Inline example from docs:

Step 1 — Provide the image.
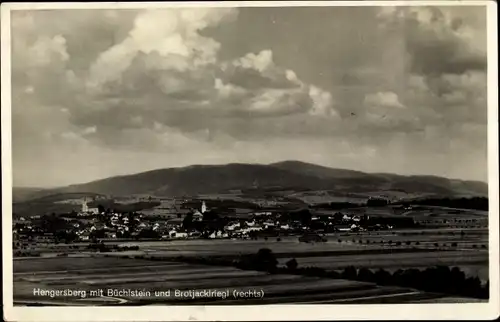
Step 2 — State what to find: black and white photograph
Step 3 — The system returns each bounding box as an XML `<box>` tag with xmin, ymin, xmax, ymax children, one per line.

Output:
<box><xmin>2</xmin><ymin>1</ymin><xmax>499</xmax><ymax>320</ymax></box>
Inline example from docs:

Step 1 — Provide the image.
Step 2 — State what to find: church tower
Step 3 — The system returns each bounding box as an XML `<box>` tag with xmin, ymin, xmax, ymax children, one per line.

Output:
<box><xmin>82</xmin><ymin>198</ymin><xmax>89</xmax><ymax>213</ymax></box>
<box><xmin>201</xmin><ymin>201</ymin><xmax>207</xmax><ymax>214</ymax></box>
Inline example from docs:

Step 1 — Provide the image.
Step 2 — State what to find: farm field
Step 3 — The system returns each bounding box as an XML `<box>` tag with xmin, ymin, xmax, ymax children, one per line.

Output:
<box><xmin>13</xmin><ymin>256</ymin><xmax>479</xmax><ymax>306</ymax></box>
<box><xmin>98</xmin><ymin>225</ymin><xmax>488</xmax><ymax>258</ymax></box>
<box><xmin>20</xmin><ymin>226</ymin><xmax>487</xmax><ymax>257</ymax></box>
<box><xmin>132</xmin><ymin>238</ymin><xmax>373</xmax><ymax>255</ymax></box>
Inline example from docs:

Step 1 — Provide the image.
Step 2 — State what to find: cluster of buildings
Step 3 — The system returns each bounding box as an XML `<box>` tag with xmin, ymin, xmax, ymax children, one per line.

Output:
<box><xmin>13</xmin><ymin>198</ymin><xmax>400</xmax><ymax>250</ymax></box>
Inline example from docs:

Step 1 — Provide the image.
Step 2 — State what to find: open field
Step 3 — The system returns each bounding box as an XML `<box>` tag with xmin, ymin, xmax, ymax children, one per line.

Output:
<box><xmin>121</xmin><ymin>238</ymin><xmax>373</xmax><ymax>255</ymax></box>
<box><xmin>16</xmin><ymin>226</ymin><xmax>488</xmax><ymax>258</ymax></box>
<box><xmin>13</xmin><ymin>256</ymin><xmax>480</xmax><ymax>306</ymax></box>
<box><xmin>88</xmin><ymin>224</ymin><xmax>487</xmax><ymax>255</ymax></box>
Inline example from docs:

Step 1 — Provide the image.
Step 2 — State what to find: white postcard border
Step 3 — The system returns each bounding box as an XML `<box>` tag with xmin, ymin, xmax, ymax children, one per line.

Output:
<box><xmin>2</xmin><ymin>1</ymin><xmax>499</xmax><ymax>321</ymax></box>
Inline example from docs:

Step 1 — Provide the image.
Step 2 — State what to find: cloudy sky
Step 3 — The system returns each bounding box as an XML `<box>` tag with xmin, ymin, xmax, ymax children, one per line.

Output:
<box><xmin>11</xmin><ymin>5</ymin><xmax>488</xmax><ymax>187</ymax></box>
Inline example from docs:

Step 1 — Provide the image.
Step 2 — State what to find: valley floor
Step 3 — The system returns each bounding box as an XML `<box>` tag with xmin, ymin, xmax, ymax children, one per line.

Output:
<box><xmin>13</xmin><ymin>227</ymin><xmax>489</xmax><ymax>306</ymax></box>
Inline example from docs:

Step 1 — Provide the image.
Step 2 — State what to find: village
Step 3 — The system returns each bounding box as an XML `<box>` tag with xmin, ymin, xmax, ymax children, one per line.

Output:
<box><xmin>12</xmin><ymin>198</ymin><xmax>402</xmax><ymax>250</ymax></box>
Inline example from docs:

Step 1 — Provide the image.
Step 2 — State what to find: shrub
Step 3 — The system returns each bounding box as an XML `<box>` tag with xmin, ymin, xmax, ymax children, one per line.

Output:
<box><xmin>342</xmin><ymin>266</ymin><xmax>358</xmax><ymax>280</ymax></box>
<box><xmin>254</xmin><ymin>248</ymin><xmax>278</xmax><ymax>272</ymax></box>
<box><xmin>373</xmin><ymin>268</ymin><xmax>391</xmax><ymax>285</ymax></box>
<box><xmin>285</xmin><ymin>258</ymin><xmax>298</xmax><ymax>270</ymax></box>
<box><xmin>327</xmin><ymin>271</ymin><xmax>341</xmax><ymax>278</ymax></box>
<box><xmin>358</xmin><ymin>268</ymin><xmax>375</xmax><ymax>282</ymax></box>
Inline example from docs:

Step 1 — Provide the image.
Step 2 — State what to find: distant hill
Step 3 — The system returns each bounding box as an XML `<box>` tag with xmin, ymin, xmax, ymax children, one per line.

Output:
<box><xmin>12</xmin><ymin>187</ymin><xmax>53</xmax><ymax>203</ymax></box>
<box><xmin>13</xmin><ymin>161</ymin><xmax>488</xmax><ymax>203</ymax></box>
<box><xmin>270</xmin><ymin>161</ymin><xmax>369</xmax><ymax>179</ymax></box>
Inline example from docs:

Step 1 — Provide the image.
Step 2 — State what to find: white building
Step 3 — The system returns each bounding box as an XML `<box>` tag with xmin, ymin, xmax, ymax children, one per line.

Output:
<box><xmin>193</xmin><ymin>210</ymin><xmax>203</xmax><ymax>222</ymax></box>
<box><xmin>81</xmin><ymin>199</ymin><xmax>99</xmax><ymax>215</ymax></box>
<box><xmin>225</xmin><ymin>222</ymin><xmax>240</xmax><ymax>231</ymax></box>
<box><xmin>254</xmin><ymin>212</ymin><xmax>272</xmax><ymax>216</ymax></box>
<box><xmin>173</xmin><ymin>232</ymin><xmax>188</xmax><ymax>239</ymax></box>
<box><xmin>280</xmin><ymin>224</ymin><xmax>290</xmax><ymax>230</ymax></box>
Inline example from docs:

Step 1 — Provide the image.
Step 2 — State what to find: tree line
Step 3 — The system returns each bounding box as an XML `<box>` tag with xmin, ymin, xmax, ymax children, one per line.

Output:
<box><xmin>394</xmin><ymin>197</ymin><xmax>488</xmax><ymax>211</ymax></box>
<box><xmin>166</xmin><ymin>248</ymin><xmax>488</xmax><ymax>300</ymax></box>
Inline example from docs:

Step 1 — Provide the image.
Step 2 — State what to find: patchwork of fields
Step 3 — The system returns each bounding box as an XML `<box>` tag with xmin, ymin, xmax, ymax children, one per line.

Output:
<box><xmin>13</xmin><ymin>227</ymin><xmax>489</xmax><ymax>306</ymax></box>
<box><xmin>13</xmin><ymin>256</ymin><xmax>474</xmax><ymax>306</ymax></box>
<box><xmin>12</xmin><ymin>205</ymin><xmax>489</xmax><ymax>305</ymax></box>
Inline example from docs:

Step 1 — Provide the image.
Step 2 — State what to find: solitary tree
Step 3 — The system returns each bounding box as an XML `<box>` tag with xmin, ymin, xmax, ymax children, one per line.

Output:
<box><xmin>342</xmin><ymin>266</ymin><xmax>358</xmax><ymax>280</ymax></box>
<box><xmin>285</xmin><ymin>258</ymin><xmax>298</xmax><ymax>270</ymax></box>
<box><xmin>182</xmin><ymin>212</ymin><xmax>194</xmax><ymax>231</ymax></box>
<box><xmin>255</xmin><ymin>248</ymin><xmax>278</xmax><ymax>271</ymax></box>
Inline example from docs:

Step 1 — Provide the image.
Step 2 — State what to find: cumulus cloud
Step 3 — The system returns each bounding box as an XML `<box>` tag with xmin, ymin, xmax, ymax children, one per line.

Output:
<box><xmin>361</xmin><ymin>91</ymin><xmax>427</xmax><ymax>133</ymax></box>
<box><xmin>378</xmin><ymin>6</ymin><xmax>486</xmax><ymax>76</ymax></box>
<box><xmin>233</xmin><ymin>49</ymin><xmax>274</xmax><ymax>73</ymax></box>
<box><xmin>10</xmin><ymin>6</ymin><xmax>343</xmax><ymax>177</ymax></box>
<box><xmin>309</xmin><ymin>86</ymin><xmax>337</xmax><ymax>117</ymax></box>
<box><xmin>27</xmin><ymin>35</ymin><xmax>69</xmax><ymax>67</ymax></box>
<box><xmin>376</xmin><ymin>6</ymin><xmax>487</xmax><ymax>129</ymax></box>
<box><xmin>87</xmin><ymin>8</ymin><xmax>237</xmax><ymax>87</ymax></box>
<box><xmin>364</xmin><ymin>91</ymin><xmax>405</xmax><ymax>109</ymax></box>
<box><xmin>10</xmin><ymin>6</ymin><xmax>488</xmax><ymax>186</ymax></box>
<box><xmin>69</xmin><ymin>8</ymin><xmax>338</xmax><ymax>137</ymax></box>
